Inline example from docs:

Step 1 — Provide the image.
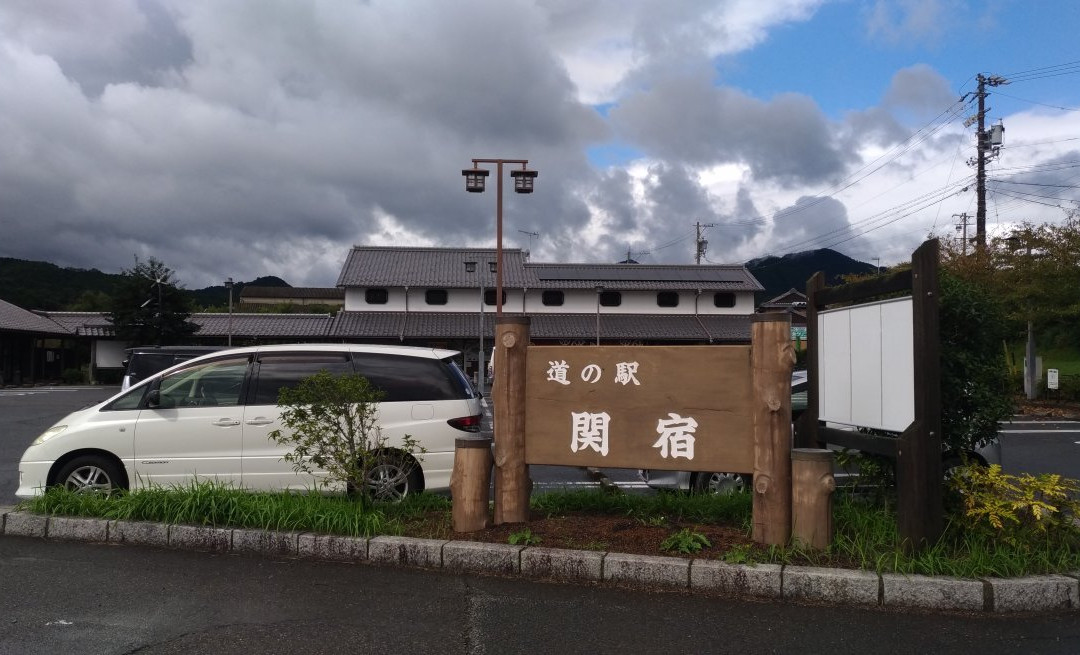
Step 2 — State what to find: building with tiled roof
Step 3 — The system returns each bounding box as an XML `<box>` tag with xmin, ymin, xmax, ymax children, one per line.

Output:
<box><xmin>334</xmin><ymin>245</ymin><xmax>764</xmax><ymax>381</ymax></box>
<box><xmin>0</xmin><ymin>245</ymin><xmax>766</xmax><ymax>385</ymax></box>
<box><xmin>239</xmin><ymin>286</ymin><xmax>344</xmax><ymax>307</ymax></box>
<box><xmin>0</xmin><ymin>298</ymin><xmax>71</xmax><ymax>385</ymax></box>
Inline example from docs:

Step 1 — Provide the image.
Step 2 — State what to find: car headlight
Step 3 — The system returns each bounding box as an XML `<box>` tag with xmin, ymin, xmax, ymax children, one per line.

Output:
<box><xmin>32</xmin><ymin>425</ymin><xmax>67</xmax><ymax>446</ymax></box>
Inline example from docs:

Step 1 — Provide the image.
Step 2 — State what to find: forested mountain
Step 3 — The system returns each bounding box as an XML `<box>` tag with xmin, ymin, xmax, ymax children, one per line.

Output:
<box><xmin>744</xmin><ymin>249</ymin><xmax>877</xmax><ymax>301</ymax></box>
<box><xmin>2</xmin><ymin>250</ymin><xmax>874</xmax><ymax>312</ymax></box>
<box><xmin>0</xmin><ymin>257</ymin><xmax>290</xmax><ymax>311</ymax></box>
<box><xmin>0</xmin><ymin>258</ymin><xmax>121</xmax><ymax>310</ymax></box>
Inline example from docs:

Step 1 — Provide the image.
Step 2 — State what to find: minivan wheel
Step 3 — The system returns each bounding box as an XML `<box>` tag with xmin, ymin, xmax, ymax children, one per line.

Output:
<box><xmin>365</xmin><ymin>454</ymin><xmax>422</xmax><ymax>502</ymax></box>
<box><xmin>691</xmin><ymin>471</ymin><xmax>749</xmax><ymax>495</ymax></box>
<box><xmin>55</xmin><ymin>455</ymin><xmax>125</xmax><ymax>496</ymax></box>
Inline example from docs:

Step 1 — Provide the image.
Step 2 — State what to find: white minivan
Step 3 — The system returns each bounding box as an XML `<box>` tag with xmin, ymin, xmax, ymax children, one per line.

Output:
<box><xmin>17</xmin><ymin>344</ymin><xmax>482</xmax><ymax>500</ymax></box>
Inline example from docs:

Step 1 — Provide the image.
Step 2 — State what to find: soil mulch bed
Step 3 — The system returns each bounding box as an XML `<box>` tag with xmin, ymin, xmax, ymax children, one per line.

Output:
<box><xmin>1018</xmin><ymin>400</ymin><xmax>1080</xmax><ymax>420</ymax></box>
<box><xmin>398</xmin><ymin>510</ymin><xmax>862</xmax><ymax>568</ymax></box>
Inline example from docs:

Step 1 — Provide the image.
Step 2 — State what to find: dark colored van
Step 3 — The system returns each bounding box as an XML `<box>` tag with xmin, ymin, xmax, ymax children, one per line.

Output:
<box><xmin>121</xmin><ymin>346</ymin><xmax>231</xmax><ymax>390</ymax></box>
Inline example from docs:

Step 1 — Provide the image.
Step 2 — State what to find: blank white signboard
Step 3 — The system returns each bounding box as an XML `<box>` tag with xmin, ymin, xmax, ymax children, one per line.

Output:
<box><xmin>817</xmin><ymin>296</ymin><xmax>914</xmax><ymax>432</ymax></box>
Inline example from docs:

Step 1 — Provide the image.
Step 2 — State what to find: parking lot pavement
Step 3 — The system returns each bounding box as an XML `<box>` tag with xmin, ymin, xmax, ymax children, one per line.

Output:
<box><xmin>0</xmin><ymin>386</ymin><xmax>118</xmax><ymax>504</ymax></box>
<box><xmin>995</xmin><ymin>415</ymin><xmax>1080</xmax><ymax>479</ymax></box>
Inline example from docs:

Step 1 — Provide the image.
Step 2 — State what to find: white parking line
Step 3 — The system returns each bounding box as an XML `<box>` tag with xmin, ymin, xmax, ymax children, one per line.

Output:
<box><xmin>1000</xmin><ymin>429</ymin><xmax>1080</xmax><ymax>434</ymax></box>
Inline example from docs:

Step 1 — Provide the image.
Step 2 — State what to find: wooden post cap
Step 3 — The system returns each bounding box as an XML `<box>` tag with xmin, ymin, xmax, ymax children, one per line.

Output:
<box><xmin>751</xmin><ymin>312</ymin><xmax>791</xmax><ymax>323</ymax></box>
<box><xmin>791</xmin><ymin>448</ymin><xmax>834</xmax><ymax>462</ymax></box>
<box><xmin>456</xmin><ymin>436</ymin><xmax>494</xmax><ymax>449</ymax></box>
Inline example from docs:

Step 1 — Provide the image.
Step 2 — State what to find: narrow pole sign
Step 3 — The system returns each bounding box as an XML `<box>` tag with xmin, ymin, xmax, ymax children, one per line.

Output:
<box><xmin>524</xmin><ymin>346</ymin><xmax>754</xmax><ymax>473</ymax></box>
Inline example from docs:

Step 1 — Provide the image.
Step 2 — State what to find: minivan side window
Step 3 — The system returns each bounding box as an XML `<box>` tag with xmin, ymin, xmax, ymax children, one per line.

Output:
<box><xmin>352</xmin><ymin>353</ymin><xmax>467</xmax><ymax>402</ymax></box>
<box><xmin>155</xmin><ymin>357</ymin><xmax>251</xmax><ymax>408</ymax></box>
<box><xmin>104</xmin><ymin>384</ymin><xmax>148</xmax><ymax>411</ymax></box>
<box><xmin>251</xmin><ymin>353</ymin><xmax>353</xmax><ymax>405</ymax></box>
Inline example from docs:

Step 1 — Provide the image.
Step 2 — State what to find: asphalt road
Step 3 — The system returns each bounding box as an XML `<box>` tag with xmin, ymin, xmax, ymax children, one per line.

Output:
<box><xmin>3</xmin><ymin>537</ymin><xmax>1079</xmax><ymax>655</ymax></box>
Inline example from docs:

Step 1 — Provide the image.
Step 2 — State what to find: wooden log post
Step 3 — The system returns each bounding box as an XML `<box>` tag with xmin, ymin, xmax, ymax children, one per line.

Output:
<box><xmin>752</xmin><ymin>313</ymin><xmax>796</xmax><ymax>546</ymax></box>
<box><xmin>493</xmin><ymin>316</ymin><xmax>531</xmax><ymax>524</ymax></box>
<box><xmin>899</xmin><ymin>238</ymin><xmax>943</xmax><ymax>548</ymax></box>
<box><xmin>794</xmin><ymin>272</ymin><xmax>825</xmax><ymax>449</ymax></box>
<box><xmin>450</xmin><ymin>436</ymin><xmax>493</xmax><ymax>532</ymax></box>
<box><xmin>791</xmin><ymin>448</ymin><xmax>835</xmax><ymax>549</ymax></box>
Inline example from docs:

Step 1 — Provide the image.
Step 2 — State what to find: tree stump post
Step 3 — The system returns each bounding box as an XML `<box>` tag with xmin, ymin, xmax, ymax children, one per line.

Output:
<box><xmin>493</xmin><ymin>316</ymin><xmax>531</xmax><ymax>524</ymax></box>
<box><xmin>791</xmin><ymin>448</ymin><xmax>835</xmax><ymax>549</ymax></box>
<box><xmin>752</xmin><ymin>313</ymin><xmax>796</xmax><ymax>546</ymax></box>
<box><xmin>450</xmin><ymin>436</ymin><xmax>493</xmax><ymax>532</ymax></box>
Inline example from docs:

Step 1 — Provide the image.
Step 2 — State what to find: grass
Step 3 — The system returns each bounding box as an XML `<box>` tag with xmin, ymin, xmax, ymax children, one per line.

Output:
<box><xmin>21</xmin><ymin>482</ymin><xmax>1080</xmax><ymax>579</ymax></box>
<box><xmin>22</xmin><ymin>480</ymin><xmax>451</xmax><ymax>538</ymax></box>
<box><xmin>1007</xmin><ymin>344</ymin><xmax>1080</xmax><ymax>376</ymax></box>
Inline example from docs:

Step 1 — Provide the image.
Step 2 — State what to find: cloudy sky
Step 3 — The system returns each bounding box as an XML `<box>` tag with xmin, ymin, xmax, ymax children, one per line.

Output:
<box><xmin>2</xmin><ymin>0</ymin><xmax>1079</xmax><ymax>288</ymax></box>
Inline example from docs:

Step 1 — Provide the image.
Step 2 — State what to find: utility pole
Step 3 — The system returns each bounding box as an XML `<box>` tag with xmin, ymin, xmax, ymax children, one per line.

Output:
<box><xmin>953</xmin><ymin>212</ymin><xmax>974</xmax><ymax>256</ymax></box>
<box><xmin>969</xmin><ymin>73</ymin><xmax>1007</xmax><ymax>251</ymax></box>
<box><xmin>695</xmin><ymin>222</ymin><xmax>717</xmax><ymax>265</ymax></box>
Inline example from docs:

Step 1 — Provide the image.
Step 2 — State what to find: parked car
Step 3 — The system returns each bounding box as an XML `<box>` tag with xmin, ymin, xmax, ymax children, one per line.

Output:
<box><xmin>18</xmin><ymin>344</ymin><xmax>482</xmax><ymax>500</ymax></box>
<box><xmin>121</xmin><ymin>345</ymin><xmax>231</xmax><ymax>390</ymax></box>
<box><xmin>638</xmin><ymin>370</ymin><xmax>808</xmax><ymax>494</ymax></box>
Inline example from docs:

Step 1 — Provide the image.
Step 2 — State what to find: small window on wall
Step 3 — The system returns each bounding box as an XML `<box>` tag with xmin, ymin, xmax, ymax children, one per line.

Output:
<box><xmin>714</xmin><ymin>292</ymin><xmax>736</xmax><ymax>308</ymax></box>
<box><xmin>425</xmin><ymin>289</ymin><xmax>448</xmax><ymax>305</ymax></box>
<box><xmin>483</xmin><ymin>289</ymin><xmax>506</xmax><ymax>306</ymax></box>
<box><xmin>656</xmin><ymin>291</ymin><xmax>679</xmax><ymax>308</ymax></box>
<box><xmin>365</xmin><ymin>288</ymin><xmax>388</xmax><ymax>304</ymax></box>
<box><xmin>542</xmin><ymin>290</ymin><xmax>564</xmax><ymax>306</ymax></box>
<box><xmin>599</xmin><ymin>291</ymin><xmax>622</xmax><ymax>307</ymax></box>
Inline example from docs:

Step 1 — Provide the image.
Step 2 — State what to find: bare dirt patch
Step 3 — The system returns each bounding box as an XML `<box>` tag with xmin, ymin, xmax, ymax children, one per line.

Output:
<box><xmin>398</xmin><ymin>510</ymin><xmax>861</xmax><ymax>567</ymax></box>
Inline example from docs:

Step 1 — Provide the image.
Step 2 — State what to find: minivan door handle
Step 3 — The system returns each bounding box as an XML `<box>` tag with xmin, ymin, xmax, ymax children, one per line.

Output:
<box><xmin>244</xmin><ymin>417</ymin><xmax>274</xmax><ymax>426</ymax></box>
<box><xmin>211</xmin><ymin>418</ymin><xmax>241</xmax><ymax>427</ymax></box>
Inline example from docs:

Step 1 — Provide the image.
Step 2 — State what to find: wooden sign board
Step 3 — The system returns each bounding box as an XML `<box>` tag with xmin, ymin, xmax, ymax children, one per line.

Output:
<box><xmin>524</xmin><ymin>346</ymin><xmax>754</xmax><ymax>472</ymax></box>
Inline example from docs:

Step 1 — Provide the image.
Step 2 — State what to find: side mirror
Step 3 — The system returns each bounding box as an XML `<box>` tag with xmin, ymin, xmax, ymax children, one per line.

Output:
<box><xmin>146</xmin><ymin>390</ymin><xmax>161</xmax><ymax>408</ymax></box>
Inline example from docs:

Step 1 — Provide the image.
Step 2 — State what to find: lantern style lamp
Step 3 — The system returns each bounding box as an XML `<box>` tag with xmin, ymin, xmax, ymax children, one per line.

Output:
<box><xmin>462</xmin><ymin>168</ymin><xmax>489</xmax><ymax>193</ymax></box>
<box><xmin>510</xmin><ymin>168</ymin><xmax>538</xmax><ymax>193</ymax></box>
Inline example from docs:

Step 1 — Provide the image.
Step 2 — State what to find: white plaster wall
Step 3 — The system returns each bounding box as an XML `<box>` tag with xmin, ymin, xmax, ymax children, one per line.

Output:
<box><xmin>347</xmin><ymin>286</ymin><xmax>753</xmax><ymax>315</ymax></box>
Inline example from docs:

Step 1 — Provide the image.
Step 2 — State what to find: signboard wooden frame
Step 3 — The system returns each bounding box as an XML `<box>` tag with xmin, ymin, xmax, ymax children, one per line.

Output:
<box><xmin>795</xmin><ymin>239</ymin><xmax>942</xmax><ymax>548</ymax></box>
<box><xmin>524</xmin><ymin>346</ymin><xmax>754</xmax><ymax>472</ymax></box>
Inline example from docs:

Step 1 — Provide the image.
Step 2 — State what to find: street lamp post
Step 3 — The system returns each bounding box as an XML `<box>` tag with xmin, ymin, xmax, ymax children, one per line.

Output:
<box><xmin>225</xmin><ymin>277</ymin><xmax>234</xmax><ymax>347</ymax></box>
<box><xmin>461</xmin><ymin>159</ymin><xmax>538</xmax><ymax>317</ymax></box>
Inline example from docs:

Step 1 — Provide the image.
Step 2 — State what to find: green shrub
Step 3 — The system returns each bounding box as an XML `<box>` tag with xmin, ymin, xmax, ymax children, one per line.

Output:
<box><xmin>61</xmin><ymin>368</ymin><xmax>84</xmax><ymax>385</ymax></box>
<box><xmin>939</xmin><ymin>271</ymin><xmax>1015</xmax><ymax>452</ymax></box>
<box><xmin>660</xmin><ymin>528</ymin><xmax>711</xmax><ymax>554</ymax></box>
<box><xmin>947</xmin><ymin>464</ymin><xmax>1080</xmax><ymax>545</ymax></box>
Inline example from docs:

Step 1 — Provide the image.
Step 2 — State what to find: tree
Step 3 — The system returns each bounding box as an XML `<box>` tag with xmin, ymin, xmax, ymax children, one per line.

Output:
<box><xmin>107</xmin><ymin>258</ymin><xmax>198</xmax><ymax>345</ymax></box>
<box><xmin>940</xmin><ymin>216</ymin><xmax>1080</xmax><ymax>346</ymax></box>
<box><xmin>268</xmin><ymin>371</ymin><xmax>423</xmax><ymax>508</ymax></box>
<box><xmin>67</xmin><ymin>289</ymin><xmax>113</xmax><ymax>311</ymax></box>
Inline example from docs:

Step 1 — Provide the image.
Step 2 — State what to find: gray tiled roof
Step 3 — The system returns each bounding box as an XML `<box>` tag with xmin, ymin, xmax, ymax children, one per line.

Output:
<box><xmin>0</xmin><ymin>299</ymin><xmax>69</xmax><ymax>335</ymax></box>
<box><xmin>192</xmin><ymin>313</ymin><xmax>334</xmax><ymax>337</ymax></box>
<box><xmin>40</xmin><ymin>312</ymin><xmax>337</xmax><ymax>339</ymax></box>
<box><xmin>330</xmin><ymin>311</ymin><xmax>407</xmax><ymax>339</ymax></box>
<box><xmin>334</xmin><ymin>246</ymin><xmax>762</xmax><ymax>292</ymax></box>
<box><xmin>45</xmin><ymin>312</ymin><xmax>114</xmax><ymax>337</ymax></box>
<box><xmin>761</xmin><ymin>288</ymin><xmax>807</xmax><ymax>307</ymax></box>
<box><xmin>240</xmin><ymin>287</ymin><xmax>344</xmax><ymax>300</ymax></box>
<box><xmin>336</xmin><ymin>247</ymin><xmax>531</xmax><ymax>288</ymax></box>
<box><xmin>330</xmin><ymin>311</ymin><xmax>752</xmax><ymax>343</ymax></box>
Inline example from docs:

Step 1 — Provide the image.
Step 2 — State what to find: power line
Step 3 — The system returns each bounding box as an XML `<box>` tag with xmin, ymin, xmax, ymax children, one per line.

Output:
<box><xmin>992</xmin><ymin>90</ymin><xmax>1080</xmax><ymax>112</ymax></box>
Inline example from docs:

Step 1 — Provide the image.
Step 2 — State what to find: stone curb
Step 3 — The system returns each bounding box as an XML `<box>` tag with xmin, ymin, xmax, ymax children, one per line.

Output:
<box><xmin>2</xmin><ymin>507</ymin><xmax>1078</xmax><ymax>613</ymax></box>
